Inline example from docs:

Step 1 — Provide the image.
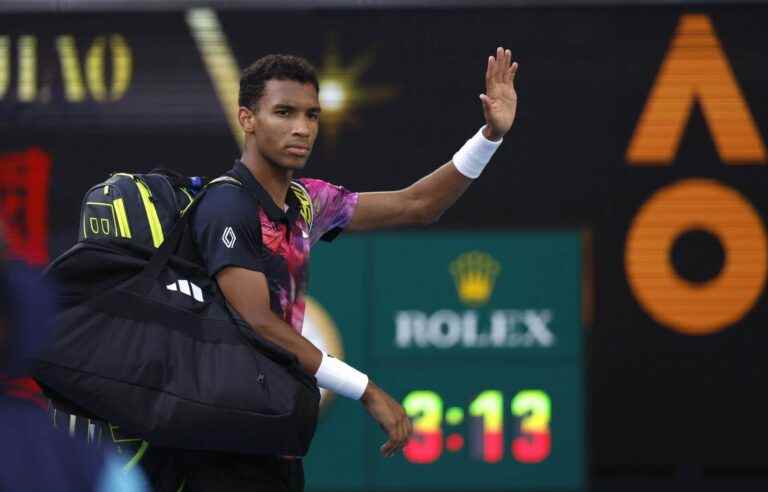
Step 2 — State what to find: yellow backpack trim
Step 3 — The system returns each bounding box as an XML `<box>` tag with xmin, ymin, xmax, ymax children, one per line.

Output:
<box><xmin>134</xmin><ymin>179</ymin><xmax>164</xmax><ymax>248</ymax></box>
<box><xmin>113</xmin><ymin>198</ymin><xmax>132</xmax><ymax>239</ymax></box>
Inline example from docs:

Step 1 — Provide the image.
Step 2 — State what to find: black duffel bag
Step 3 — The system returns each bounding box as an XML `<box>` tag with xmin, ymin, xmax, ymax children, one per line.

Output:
<box><xmin>34</xmin><ymin>188</ymin><xmax>320</xmax><ymax>456</ymax></box>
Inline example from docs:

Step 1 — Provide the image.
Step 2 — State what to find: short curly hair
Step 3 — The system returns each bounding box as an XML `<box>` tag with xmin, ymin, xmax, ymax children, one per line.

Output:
<box><xmin>238</xmin><ymin>54</ymin><xmax>319</xmax><ymax>109</ymax></box>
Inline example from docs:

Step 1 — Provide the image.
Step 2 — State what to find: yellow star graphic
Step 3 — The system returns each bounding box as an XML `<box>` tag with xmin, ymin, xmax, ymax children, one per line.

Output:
<box><xmin>187</xmin><ymin>11</ymin><xmax>396</xmax><ymax>151</ymax></box>
<box><xmin>316</xmin><ymin>37</ymin><xmax>397</xmax><ymax>149</ymax></box>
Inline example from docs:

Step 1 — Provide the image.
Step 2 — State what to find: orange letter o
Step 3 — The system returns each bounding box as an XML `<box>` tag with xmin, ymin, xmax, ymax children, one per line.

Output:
<box><xmin>625</xmin><ymin>178</ymin><xmax>767</xmax><ymax>335</ymax></box>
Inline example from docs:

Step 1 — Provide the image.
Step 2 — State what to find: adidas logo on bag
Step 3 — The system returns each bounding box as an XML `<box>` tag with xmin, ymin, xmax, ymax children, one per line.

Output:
<box><xmin>166</xmin><ymin>279</ymin><xmax>204</xmax><ymax>303</ymax></box>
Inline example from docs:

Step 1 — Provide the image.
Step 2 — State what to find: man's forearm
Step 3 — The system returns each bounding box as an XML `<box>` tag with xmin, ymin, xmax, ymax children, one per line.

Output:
<box><xmin>243</xmin><ymin>309</ymin><xmax>323</xmax><ymax>375</ymax></box>
<box><xmin>403</xmin><ymin>161</ymin><xmax>473</xmax><ymax>225</ymax></box>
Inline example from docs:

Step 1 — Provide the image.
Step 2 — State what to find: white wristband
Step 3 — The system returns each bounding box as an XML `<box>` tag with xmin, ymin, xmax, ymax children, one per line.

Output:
<box><xmin>452</xmin><ymin>126</ymin><xmax>503</xmax><ymax>179</ymax></box>
<box><xmin>315</xmin><ymin>352</ymin><xmax>369</xmax><ymax>400</ymax></box>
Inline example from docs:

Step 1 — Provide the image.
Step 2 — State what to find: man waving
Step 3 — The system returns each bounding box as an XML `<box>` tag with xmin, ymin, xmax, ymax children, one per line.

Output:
<box><xmin>180</xmin><ymin>47</ymin><xmax>518</xmax><ymax>491</ymax></box>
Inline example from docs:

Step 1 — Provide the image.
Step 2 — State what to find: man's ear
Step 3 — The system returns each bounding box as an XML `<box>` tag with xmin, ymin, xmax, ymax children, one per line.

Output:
<box><xmin>238</xmin><ymin>107</ymin><xmax>256</xmax><ymax>133</ymax></box>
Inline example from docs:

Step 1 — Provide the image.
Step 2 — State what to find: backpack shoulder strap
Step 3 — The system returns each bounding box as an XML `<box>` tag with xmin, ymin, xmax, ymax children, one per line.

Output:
<box><xmin>179</xmin><ymin>175</ymin><xmax>243</xmax><ymax>217</ymax></box>
<box><xmin>208</xmin><ymin>176</ymin><xmax>242</xmax><ymax>187</ymax></box>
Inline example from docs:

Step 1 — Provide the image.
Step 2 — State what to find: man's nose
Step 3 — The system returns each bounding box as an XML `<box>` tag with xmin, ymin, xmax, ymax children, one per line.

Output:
<box><xmin>292</xmin><ymin>118</ymin><xmax>311</xmax><ymax>137</ymax></box>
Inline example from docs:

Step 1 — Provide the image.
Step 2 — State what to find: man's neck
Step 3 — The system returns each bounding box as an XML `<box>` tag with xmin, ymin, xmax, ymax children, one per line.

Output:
<box><xmin>240</xmin><ymin>151</ymin><xmax>293</xmax><ymax>210</ymax></box>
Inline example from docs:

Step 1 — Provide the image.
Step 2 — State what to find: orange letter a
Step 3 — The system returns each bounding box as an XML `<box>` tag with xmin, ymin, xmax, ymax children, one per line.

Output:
<box><xmin>627</xmin><ymin>14</ymin><xmax>766</xmax><ymax>165</ymax></box>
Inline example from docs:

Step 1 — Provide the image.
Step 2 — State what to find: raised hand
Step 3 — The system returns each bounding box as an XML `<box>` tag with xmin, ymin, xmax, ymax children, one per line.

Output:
<box><xmin>480</xmin><ymin>47</ymin><xmax>519</xmax><ymax>141</ymax></box>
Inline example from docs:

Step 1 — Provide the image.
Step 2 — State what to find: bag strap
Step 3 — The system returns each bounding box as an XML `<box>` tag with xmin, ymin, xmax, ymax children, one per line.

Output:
<box><xmin>141</xmin><ymin>176</ymin><xmax>242</xmax><ymax>281</ymax></box>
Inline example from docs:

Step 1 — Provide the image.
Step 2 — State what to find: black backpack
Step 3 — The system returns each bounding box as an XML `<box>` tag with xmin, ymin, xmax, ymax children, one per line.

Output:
<box><xmin>35</xmin><ymin>174</ymin><xmax>320</xmax><ymax>455</ymax></box>
<box><xmin>77</xmin><ymin>169</ymin><xmax>203</xmax><ymax>248</ymax></box>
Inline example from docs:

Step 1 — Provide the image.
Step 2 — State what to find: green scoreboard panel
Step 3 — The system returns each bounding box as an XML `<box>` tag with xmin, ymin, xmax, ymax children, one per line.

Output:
<box><xmin>302</xmin><ymin>231</ymin><xmax>585</xmax><ymax>491</ymax></box>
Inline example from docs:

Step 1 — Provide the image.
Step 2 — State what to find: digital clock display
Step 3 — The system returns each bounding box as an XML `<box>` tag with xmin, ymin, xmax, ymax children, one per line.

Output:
<box><xmin>402</xmin><ymin>388</ymin><xmax>551</xmax><ymax>465</ymax></box>
<box><xmin>304</xmin><ymin>233</ymin><xmax>585</xmax><ymax>491</ymax></box>
<box><xmin>371</xmin><ymin>363</ymin><xmax>583</xmax><ymax>490</ymax></box>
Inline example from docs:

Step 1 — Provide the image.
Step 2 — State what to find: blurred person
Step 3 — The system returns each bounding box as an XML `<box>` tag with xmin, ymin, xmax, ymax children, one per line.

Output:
<box><xmin>0</xmin><ymin>229</ymin><xmax>148</xmax><ymax>492</ymax></box>
<box><xmin>166</xmin><ymin>47</ymin><xmax>519</xmax><ymax>491</ymax></box>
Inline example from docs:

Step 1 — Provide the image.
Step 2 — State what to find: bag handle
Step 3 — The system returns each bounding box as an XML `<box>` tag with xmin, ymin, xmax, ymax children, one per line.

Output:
<box><xmin>141</xmin><ymin>176</ymin><xmax>242</xmax><ymax>281</ymax></box>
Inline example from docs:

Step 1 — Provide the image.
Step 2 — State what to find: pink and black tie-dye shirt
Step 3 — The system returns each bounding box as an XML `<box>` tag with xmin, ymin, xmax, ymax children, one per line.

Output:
<box><xmin>190</xmin><ymin>161</ymin><xmax>358</xmax><ymax>334</ymax></box>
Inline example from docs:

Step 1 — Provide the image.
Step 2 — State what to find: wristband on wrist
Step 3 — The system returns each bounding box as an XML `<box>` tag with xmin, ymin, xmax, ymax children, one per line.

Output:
<box><xmin>315</xmin><ymin>352</ymin><xmax>369</xmax><ymax>400</ymax></box>
<box><xmin>452</xmin><ymin>125</ymin><xmax>503</xmax><ymax>179</ymax></box>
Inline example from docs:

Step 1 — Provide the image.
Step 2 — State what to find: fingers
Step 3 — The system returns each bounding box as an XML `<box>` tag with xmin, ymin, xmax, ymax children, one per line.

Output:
<box><xmin>380</xmin><ymin>409</ymin><xmax>412</xmax><ymax>458</ymax></box>
<box><xmin>507</xmin><ymin>61</ymin><xmax>518</xmax><ymax>85</ymax></box>
<box><xmin>379</xmin><ymin>426</ymin><xmax>403</xmax><ymax>457</ymax></box>
<box><xmin>479</xmin><ymin>93</ymin><xmax>492</xmax><ymax>117</ymax></box>
<box><xmin>488</xmin><ymin>47</ymin><xmax>515</xmax><ymax>84</ymax></box>
<box><xmin>495</xmin><ymin>47</ymin><xmax>503</xmax><ymax>82</ymax></box>
<box><xmin>380</xmin><ymin>437</ymin><xmax>397</xmax><ymax>457</ymax></box>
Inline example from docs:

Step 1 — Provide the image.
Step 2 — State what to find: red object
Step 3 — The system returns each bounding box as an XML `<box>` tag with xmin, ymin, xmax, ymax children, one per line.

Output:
<box><xmin>512</xmin><ymin>431</ymin><xmax>551</xmax><ymax>464</ymax></box>
<box><xmin>483</xmin><ymin>431</ymin><xmax>503</xmax><ymax>463</ymax></box>
<box><xmin>404</xmin><ymin>430</ymin><xmax>443</xmax><ymax>464</ymax></box>
<box><xmin>446</xmin><ymin>433</ymin><xmax>464</xmax><ymax>452</ymax></box>
<box><xmin>0</xmin><ymin>147</ymin><xmax>51</xmax><ymax>265</ymax></box>
<box><xmin>0</xmin><ymin>374</ymin><xmax>46</xmax><ymax>409</ymax></box>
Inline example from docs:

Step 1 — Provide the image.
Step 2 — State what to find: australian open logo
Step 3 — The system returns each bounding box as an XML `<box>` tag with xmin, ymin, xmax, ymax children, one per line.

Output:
<box><xmin>395</xmin><ymin>251</ymin><xmax>556</xmax><ymax>350</ymax></box>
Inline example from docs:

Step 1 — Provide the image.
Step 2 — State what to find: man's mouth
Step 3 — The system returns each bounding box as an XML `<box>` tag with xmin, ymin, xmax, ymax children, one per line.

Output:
<box><xmin>286</xmin><ymin>146</ymin><xmax>310</xmax><ymax>157</ymax></box>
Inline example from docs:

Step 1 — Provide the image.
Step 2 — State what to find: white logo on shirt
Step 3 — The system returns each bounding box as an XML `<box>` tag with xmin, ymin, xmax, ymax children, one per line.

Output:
<box><xmin>166</xmin><ymin>279</ymin><xmax>204</xmax><ymax>302</ymax></box>
<box><xmin>222</xmin><ymin>226</ymin><xmax>237</xmax><ymax>249</ymax></box>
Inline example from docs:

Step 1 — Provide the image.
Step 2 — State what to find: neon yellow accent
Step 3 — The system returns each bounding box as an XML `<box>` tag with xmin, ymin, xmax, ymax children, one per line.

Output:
<box><xmin>135</xmin><ymin>180</ymin><xmax>164</xmax><ymax>247</ymax></box>
<box><xmin>109</xmin><ymin>35</ymin><xmax>132</xmax><ymax>101</ymax></box>
<box><xmin>469</xmin><ymin>390</ymin><xmax>504</xmax><ymax>433</ymax></box>
<box><xmin>403</xmin><ymin>391</ymin><xmax>443</xmax><ymax>432</ymax></box>
<box><xmin>18</xmin><ymin>36</ymin><xmax>36</xmax><ymax>102</ymax></box>
<box><xmin>176</xmin><ymin>479</ymin><xmax>186</xmax><ymax>492</ymax></box>
<box><xmin>290</xmin><ymin>181</ymin><xmax>314</xmax><ymax>231</ymax></box>
<box><xmin>512</xmin><ymin>390</ymin><xmax>551</xmax><ymax>433</ymax></box>
<box><xmin>186</xmin><ymin>9</ymin><xmax>243</xmax><ymax>149</ymax></box>
<box><xmin>83</xmin><ymin>202</ymin><xmax>118</xmax><ymax>238</ymax></box>
<box><xmin>113</xmin><ymin>198</ymin><xmax>132</xmax><ymax>238</ymax></box>
<box><xmin>108</xmin><ymin>423</ymin><xmax>142</xmax><ymax>444</ymax></box>
<box><xmin>86</xmin><ymin>37</ymin><xmax>107</xmax><ymax>101</ymax></box>
<box><xmin>0</xmin><ymin>36</ymin><xmax>9</xmax><ymax>99</ymax></box>
<box><xmin>179</xmin><ymin>187</ymin><xmax>194</xmax><ymax>216</ymax></box>
<box><xmin>122</xmin><ymin>440</ymin><xmax>149</xmax><ymax>472</ymax></box>
<box><xmin>85</xmin><ymin>35</ymin><xmax>132</xmax><ymax>102</ymax></box>
<box><xmin>56</xmin><ymin>35</ymin><xmax>86</xmax><ymax>102</ymax></box>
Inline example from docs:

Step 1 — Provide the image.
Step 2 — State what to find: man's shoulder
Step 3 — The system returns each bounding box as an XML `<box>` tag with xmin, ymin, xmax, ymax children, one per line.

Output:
<box><xmin>199</xmin><ymin>181</ymin><xmax>254</xmax><ymax>208</ymax></box>
<box><xmin>295</xmin><ymin>177</ymin><xmax>345</xmax><ymax>199</ymax></box>
<box><xmin>192</xmin><ymin>181</ymin><xmax>258</xmax><ymax>223</ymax></box>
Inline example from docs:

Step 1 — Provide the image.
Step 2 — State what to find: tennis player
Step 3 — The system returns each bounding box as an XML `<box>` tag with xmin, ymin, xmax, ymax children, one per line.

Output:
<box><xmin>177</xmin><ymin>47</ymin><xmax>518</xmax><ymax>491</ymax></box>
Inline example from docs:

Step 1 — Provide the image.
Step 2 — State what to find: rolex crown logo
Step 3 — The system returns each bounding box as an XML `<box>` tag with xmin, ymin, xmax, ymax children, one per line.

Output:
<box><xmin>449</xmin><ymin>251</ymin><xmax>501</xmax><ymax>307</ymax></box>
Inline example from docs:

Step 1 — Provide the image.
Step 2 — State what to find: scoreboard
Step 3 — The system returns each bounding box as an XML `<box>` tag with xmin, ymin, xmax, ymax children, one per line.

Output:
<box><xmin>303</xmin><ymin>232</ymin><xmax>584</xmax><ymax>491</ymax></box>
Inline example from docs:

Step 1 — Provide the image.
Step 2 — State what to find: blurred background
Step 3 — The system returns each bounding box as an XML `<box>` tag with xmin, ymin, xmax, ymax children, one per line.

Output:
<box><xmin>1</xmin><ymin>0</ymin><xmax>767</xmax><ymax>491</ymax></box>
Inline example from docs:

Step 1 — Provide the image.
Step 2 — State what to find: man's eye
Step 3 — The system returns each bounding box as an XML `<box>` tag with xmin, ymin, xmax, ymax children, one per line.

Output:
<box><xmin>276</xmin><ymin>110</ymin><xmax>290</xmax><ymax>117</ymax></box>
<box><xmin>308</xmin><ymin>113</ymin><xmax>320</xmax><ymax>121</ymax></box>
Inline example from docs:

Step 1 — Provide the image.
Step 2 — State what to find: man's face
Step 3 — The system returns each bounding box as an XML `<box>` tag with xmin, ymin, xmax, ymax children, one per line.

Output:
<box><xmin>244</xmin><ymin>79</ymin><xmax>321</xmax><ymax>171</ymax></box>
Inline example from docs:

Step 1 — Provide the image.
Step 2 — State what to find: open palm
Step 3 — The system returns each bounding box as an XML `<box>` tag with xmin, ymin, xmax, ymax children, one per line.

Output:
<box><xmin>480</xmin><ymin>47</ymin><xmax>518</xmax><ymax>140</ymax></box>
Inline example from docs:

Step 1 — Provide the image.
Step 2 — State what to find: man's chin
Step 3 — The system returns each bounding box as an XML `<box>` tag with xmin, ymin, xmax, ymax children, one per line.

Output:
<box><xmin>273</xmin><ymin>157</ymin><xmax>309</xmax><ymax>171</ymax></box>
<box><xmin>285</xmin><ymin>159</ymin><xmax>308</xmax><ymax>170</ymax></box>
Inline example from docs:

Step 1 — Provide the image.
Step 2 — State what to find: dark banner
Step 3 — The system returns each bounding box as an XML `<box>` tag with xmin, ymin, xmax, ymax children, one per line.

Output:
<box><xmin>2</xmin><ymin>4</ymin><xmax>767</xmax><ymax>472</ymax></box>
